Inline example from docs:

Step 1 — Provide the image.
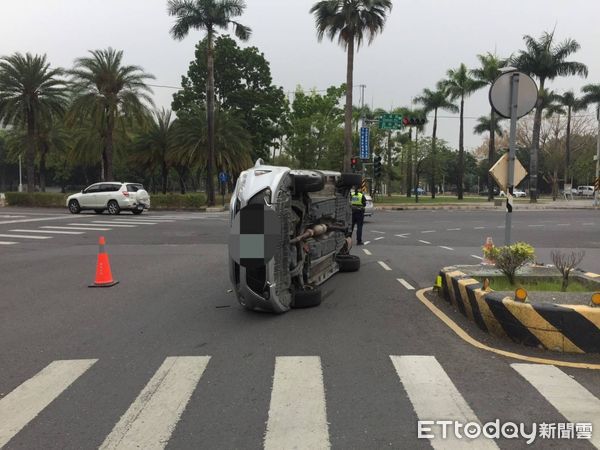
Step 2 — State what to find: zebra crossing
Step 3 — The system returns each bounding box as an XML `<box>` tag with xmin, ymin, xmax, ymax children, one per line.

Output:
<box><xmin>0</xmin><ymin>213</ymin><xmax>222</xmax><ymax>247</ymax></box>
<box><xmin>1</xmin><ymin>355</ymin><xmax>598</xmax><ymax>449</ymax></box>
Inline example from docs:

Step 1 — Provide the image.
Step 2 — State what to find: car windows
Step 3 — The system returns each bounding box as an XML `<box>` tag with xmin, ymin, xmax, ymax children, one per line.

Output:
<box><xmin>100</xmin><ymin>183</ymin><xmax>121</xmax><ymax>192</ymax></box>
<box><xmin>84</xmin><ymin>184</ymin><xmax>101</xmax><ymax>194</ymax></box>
<box><xmin>126</xmin><ymin>183</ymin><xmax>143</xmax><ymax>192</ymax></box>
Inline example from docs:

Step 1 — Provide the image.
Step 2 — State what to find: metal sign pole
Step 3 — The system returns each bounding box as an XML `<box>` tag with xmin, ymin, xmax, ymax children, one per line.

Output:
<box><xmin>595</xmin><ymin>105</ymin><xmax>600</xmax><ymax>208</ymax></box>
<box><xmin>505</xmin><ymin>73</ymin><xmax>520</xmax><ymax>245</ymax></box>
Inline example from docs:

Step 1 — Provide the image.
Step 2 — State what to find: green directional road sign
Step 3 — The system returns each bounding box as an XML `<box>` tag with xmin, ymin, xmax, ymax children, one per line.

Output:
<box><xmin>378</xmin><ymin>114</ymin><xmax>404</xmax><ymax>130</ymax></box>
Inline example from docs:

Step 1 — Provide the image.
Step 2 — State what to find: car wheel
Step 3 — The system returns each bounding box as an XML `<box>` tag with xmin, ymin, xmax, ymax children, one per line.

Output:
<box><xmin>338</xmin><ymin>173</ymin><xmax>363</xmax><ymax>188</ymax></box>
<box><xmin>132</xmin><ymin>209</ymin><xmax>143</xmax><ymax>215</ymax></box>
<box><xmin>68</xmin><ymin>200</ymin><xmax>81</xmax><ymax>214</ymax></box>
<box><xmin>336</xmin><ymin>254</ymin><xmax>360</xmax><ymax>272</ymax></box>
<box><xmin>94</xmin><ymin>209</ymin><xmax>104</xmax><ymax>214</ymax></box>
<box><xmin>107</xmin><ymin>200</ymin><xmax>120</xmax><ymax>215</ymax></box>
<box><xmin>291</xmin><ymin>171</ymin><xmax>325</xmax><ymax>193</ymax></box>
<box><xmin>292</xmin><ymin>286</ymin><xmax>322</xmax><ymax>308</ymax></box>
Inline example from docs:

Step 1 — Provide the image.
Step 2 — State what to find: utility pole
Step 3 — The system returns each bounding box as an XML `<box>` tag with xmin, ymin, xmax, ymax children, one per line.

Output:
<box><xmin>595</xmin><ymin>105</ymin><xmax>600</xmax><ymax>207</ymax></box>
<box><xmin>18</xmin><ymin>154</ymin><xmax>23</xmax><ymax>193</ymax></box>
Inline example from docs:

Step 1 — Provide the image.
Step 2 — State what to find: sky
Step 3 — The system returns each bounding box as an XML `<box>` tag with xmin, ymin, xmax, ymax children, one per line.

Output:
<box><xmin>2</xmin><ymin>0</ymin><xmax>600</xmax><ymax>152</ymax></box>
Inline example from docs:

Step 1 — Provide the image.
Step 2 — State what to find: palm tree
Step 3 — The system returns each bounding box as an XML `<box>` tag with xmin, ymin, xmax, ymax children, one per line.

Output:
<box><xmin>0</xmin><ymin>53</ymin><xmax>67</xmax><ymax>192</ymax></box>
<box><xmin>439</xmin><ymin>64</ymin><xmax>485</xmax><ymax>199</ymax></box>
<box><xmin>168</xmin><ymin>0</ymin><xmax>251</xmax><ymax>206</ymax></box>
<box><xmin>474</xmin><ymin>115</ymin><xmax>503</xmax><ymax>138</ymax></box>
<box><xmin>413</xmin><ymin>87</ymin><xmax>458</xmax><ymax>198</ymax></box>
<box><xmin>512</xmin><ymin>31</ymin><xmax>588</xmax><ymax>202</ymax></box>
<box><xmin>553</xmin><ymin>91</ymin><xmax>586</xmax><ymax>183</ymax></box>
<box><xmin>470</xmin><ymin>53</ymin><xmax>506</xmax><ymax>200</ymax></box>
<box><xmin>69</xmin><ymin>48</ymin><xmax>154</xmax><ymax>181</ymax></box>
<box><xmin>132</xmin><ymin>109</ymin><xmax>176</xmax><ymax>194</ymax></box>
<box><xmin>310</xmin><ymin>0</ymin><xmax>393</xmax><ymax>172</ymax></box>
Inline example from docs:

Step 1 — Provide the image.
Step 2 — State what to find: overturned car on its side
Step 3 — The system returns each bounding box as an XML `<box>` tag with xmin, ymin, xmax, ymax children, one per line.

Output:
<box><xmin>228</xmin><ymin>160</ymin><xmax>362</xmax><ymax>313</ymax></box>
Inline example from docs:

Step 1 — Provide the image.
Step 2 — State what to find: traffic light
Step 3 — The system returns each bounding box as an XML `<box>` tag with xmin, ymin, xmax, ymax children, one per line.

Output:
<box><xmin>351</xmin><ymin>157</ymin><xmax>358</xmax><ymax>173</ymax></box>
<box><xmin>374</xmin><ymin>155</ymin><xmax>382</xmax><ymax>178</ymax></box>
<box><xmin>402</xmin><ymin>116</ymin><xmax>427</xmax><ymax>126</ymax></box>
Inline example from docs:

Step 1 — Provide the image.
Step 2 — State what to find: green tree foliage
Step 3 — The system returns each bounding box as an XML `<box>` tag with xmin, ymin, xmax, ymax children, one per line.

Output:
<box><xmin>484</xmin><ymin>242</ymin><xmax>535</xmax><ymax>286</ymax></box>
<box><xmin>413</xmin><ymin>87</ymin><xmax>458</xmax><ymax>198</ymax></box>
<box><xmin>172</xmin><ymin>35</ymin><xmax>288</xmax><ymax>162</ymax></box>
<box><xmin>69</xmin><ymin>48</ymin><xmax>154</xmax><ymax>182</ymax></box>
<box><xmin>286</xmin><ymin>85</ymin><xmax>345</xmax><ymax>169</ymax></box>
<box><xmin>512</xmin><ymin>31</ymin><xmax>588</xmax><ymax>202</ymax></box>
<box><xmin>168</xmin><ymin>0</ymin><xmax>251</xmax><ymax>206</ymax></box>
<box><xmin>310</xmin><ymin>0</ymin><xmax>392</xmax><ymax>172</ymax></box>
<box><xmin>0</xmin><ymin>53</ymin><xmax>68</xmax><ymax>191</ymax></box>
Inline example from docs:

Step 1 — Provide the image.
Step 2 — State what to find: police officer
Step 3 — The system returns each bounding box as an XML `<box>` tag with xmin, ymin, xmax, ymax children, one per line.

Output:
<box><xmin>350</xmin><ymin>186</ymin><xmax>366</xmax><ymax>245</ymax></box>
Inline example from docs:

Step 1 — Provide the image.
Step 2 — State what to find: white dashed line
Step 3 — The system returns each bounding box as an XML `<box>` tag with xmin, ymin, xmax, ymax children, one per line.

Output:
<box><xmin>471</xmin><ymin>255</ymin><xmax>484</xmax><ymax>260</ymax></box>
<box><xmin>556</xmin><ymin>223</ymin><xmax>570</xmax><ymax>226</ymax></box>
<box><xmin>0</xmin><ymin>241</ymin><xmax>17</xmax><ymax>245</ymax></box>
<box><xmin>446</xmin><ymin>228</ymin><xmax>461</xmax><ymax>231</ymax></box>
<box><xmin>528</xmin><ymin>224</ymin><xmax>544</xmax><ymax>227</ymax></box>
<box><xmin>378</xmin><ymin>261</ymin><xmax>392</xmax><ymax>271</ymax></box>
<box><xmin>374</xmin><ymin>237</ymin><xmax>385</xmax><ymax>241</ymax></box>
<box><xmin>421</xmin><ymin>230</ymin><xmax>436</xmax><ymax>234</ymax></box>
<box><xmin>371</xmin><ymin>230</ymin><xmax>386</xmax><ymax>234</ymax></box>
<box><xmin>10</xmin><ymin>229</ymin><xmax>84</xmax><ymax>235</ymax></box>
<box><xmin>418</xmin><ymin>240</ymin><xmax>431</xmax><ymax>245</ymax></box>
<box><xmin>0</xmin><ymin>234</ymin><xmax>51</xmax><ymax>240</ymax></box>
<box><xmin>397</xmin><ymin>278</ymin><xmax>415</xmax><ymax>290</ymax></box>
<box><xmin>583</xmin><ymin>223</ymin><xmax>595</xmax><ymax>226</ymax></box>
<box><xmin>474</xmin><ymin>226</ymin><xmax>485</xmax><ymax>230</ymax></box>
<box><xmin>362</xmin><ymin>249</ymin><xmax>372</xmax><ymax>255</ymax></box>
<box><xmin>439</xmin><ymin>246</ymin><xmax>454</xmax><ymax>251</ymax></box>
<box><xmin>395</xmin><ymin>234</ymin><xmax>410</xmax><ymax>238</ymax></box>
<box><xmin>364</xmin><ymin>241</ymin><xmax>371</xmax><ymax>245</ymax></box>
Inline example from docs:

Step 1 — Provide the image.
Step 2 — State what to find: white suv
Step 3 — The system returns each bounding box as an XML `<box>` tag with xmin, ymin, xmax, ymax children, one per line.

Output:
<box><xmin>66</xmin><ymin>182</ymin><xmax>151</xmax><ymax>215</ymax></box>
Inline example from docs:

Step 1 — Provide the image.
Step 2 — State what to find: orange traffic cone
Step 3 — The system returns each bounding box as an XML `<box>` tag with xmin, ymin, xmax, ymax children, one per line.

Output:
<box><xmin>483</xmin><ymin>236</ymin><xmax>495</xmax><ymax>265</ymax></box>
<box><xmin>89</xmin><ymin>236</ymin><xmax>119</xmax><ymax>287</ymax></box>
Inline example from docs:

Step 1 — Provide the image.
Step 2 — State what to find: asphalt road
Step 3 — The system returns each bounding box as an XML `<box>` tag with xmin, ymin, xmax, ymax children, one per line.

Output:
<box><xmin>1</xmin><ymin>206</ymin><xmax>600</xmax><ymax>449</ymax></box>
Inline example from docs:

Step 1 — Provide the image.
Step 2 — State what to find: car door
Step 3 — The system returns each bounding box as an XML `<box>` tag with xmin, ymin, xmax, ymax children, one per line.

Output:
<box><xmin>98</xmin><ymin>183</ymin><xmax>120</xmax><ymax>207</ymax></box>
<box><xmin>79</xmin><ymin>184</ymin><xmax>101</xmax><ymax>208</ymax></box>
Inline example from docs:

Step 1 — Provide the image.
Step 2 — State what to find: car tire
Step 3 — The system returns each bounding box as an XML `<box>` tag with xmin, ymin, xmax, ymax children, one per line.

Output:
<box><xmin>292</xmin><ymin>171</ymin><xmax>325</xmax><ymax>193</ymax></box>
<box><xmin>338</xmin><ymin>173</ymin><xmax>363</xmax><ymax>188</ymax></box>
<box><xmin>336</xmin><ymin>254</ymin><xmax>360</xmax><ymax>272</ymax></box>
<box><xmin>94</xmin><ymin>209</ymin><xmax>104</xmax><ymax>214</ymax></box>
<box><xmin>292</xmin><ymin>286</ymin><xmax>322</xmax><ymax>308</ymax></box>
<box><xmin>68</xmin><ymin>200</ymin><xmax>81</xmax><ymax>214</ymax></box>
<box><xmin>132</xmin><ymin>209</ymin><xmax>143</xmax><ymax>215</ymax></box>
<box><xmin>107</xmin><ymin>200</ymin><xmax>120</xmax><ymax>215</ymax></box>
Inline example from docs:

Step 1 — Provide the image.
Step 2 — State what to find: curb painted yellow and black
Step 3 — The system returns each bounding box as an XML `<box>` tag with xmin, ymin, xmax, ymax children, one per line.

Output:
<box><xmin>439</xmin><ymin>267</ymin><xmax>600</xmax><ymax>353</ymax></box>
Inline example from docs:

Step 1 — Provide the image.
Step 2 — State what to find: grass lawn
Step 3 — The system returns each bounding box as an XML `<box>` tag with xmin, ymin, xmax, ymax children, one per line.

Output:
<box><xmin>474</xmin><ymin>276</ymin><xmax>594</xmax><ymax>293</ymax></box>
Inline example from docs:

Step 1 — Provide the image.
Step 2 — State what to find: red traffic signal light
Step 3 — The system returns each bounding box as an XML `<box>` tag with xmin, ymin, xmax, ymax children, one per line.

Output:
<box><xmin>402</xmin><ymin>117</ymin><xmax>410</xmax><ymax>126</ymax></box>
<box><xmin>351</xmin><ymin>157</ymin><xmax>358</xmax><ymax>172</ymax></box>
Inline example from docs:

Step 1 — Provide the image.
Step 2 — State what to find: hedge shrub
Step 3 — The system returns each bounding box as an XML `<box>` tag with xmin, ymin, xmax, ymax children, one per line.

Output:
<box><xmin>4</xmin><ymin>192</ymin><xmax>209</xmax><ymax>210</ymax></box>
<box><xmin>5</xmin><ymin>192</ymin><xmax>68</xmax><ymax>207</ymax></box>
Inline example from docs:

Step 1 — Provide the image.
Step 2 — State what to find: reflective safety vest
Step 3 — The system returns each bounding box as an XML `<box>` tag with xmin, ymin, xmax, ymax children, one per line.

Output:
<box><xmin>351</xmin><ymin>192</ymin><xmax>364</xmax><ymax>207</ymax></box>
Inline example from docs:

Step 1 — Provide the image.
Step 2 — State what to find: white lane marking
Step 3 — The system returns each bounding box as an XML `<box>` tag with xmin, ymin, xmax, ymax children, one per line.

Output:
<box><xmin>100</xmin><ymin>356</ymin><xmax>210</xmax><ymax>450</ymax></box>
<box><xmin>106</xmin><ymin>220</ymin><xmax>157</xmax><ymax>225</ymax></box>
<box><xmin>446</xmin><ymin>228</ymin><xmax>461</xmax><ymax>231</ymax></box>
<box><xmin>497</xmin><ymin>225</ymin><xmax>505</xmax><ymax>228</ymax></box>
<box><xmin>0</xmin><ymin>359</ymin><xmax>97</xmax><ymax>448</ymax></box>
<box><xmin>0</xmin><ymin>216</ymin><xmax>90</xmax><ymax>225</ymax></box>
<box><xmin>474</xmin><ymin>226</ymin><xmax>485</xmax><ymax>230</ymax></box>
<box><xmin>471</xmin><ymin>255</ymin><xmax>484</xmax><ymax>260</ymax></box>
<box><xmin>10</xmin><ymin>229</ymin><xmax>85</xmax><ymax>235</ymax></box>
<box><xmin>556</xmin><ymin>223</ymin><xmax>570</xmax><ymax>226</ymax></box>
<box><xmin>395</xmin><ymin>234</ymin><xmax>410</xmax><ymax>238</ymax></box>
<box><xmin>265</xmin><ymin>356</ymin><xmax>329</xmax><ymax>450</ymax></box>
<box><xmin>90</xmin><ymin>222</ymin><xmax>136</xmax><ymax>228</ymax></box>
<box><xmin>512</xmin><ymin>364</ymin><xmax>600</xmax><ymax>448</ymax></box>
<box><xmin>583</xmin><ymin>223</ymin><xmax>595</xmax><ymax>226</ymax></box>
<box><xmin>374</xmin><ymin>237</ymin><xmax>385</xmax><ymax>241</ymax></box>
<box><xmin>421</xmin><ymin>230</ymin><xmax>436</xmax><ymax>233</ymax></box>
<box><xmin>418</xmin><ymin>240</ymin><xmax>431</xmax><ymax>245</ymax></box>
<box><xmin>0</xmin><ymin>241</ymin><xmax>18</xmax><ymax>245</ymax></box>
<box><xmin>528</xmin><ymin>224</ymin><xmax>544</xmax><ymax>227</ymax></box>
<box><xmin>391</xmin><ymin>356</ymin><xmax>498</xmax><ymax>450</ymax></box>
<box><xmin>0</xmin><ymin>234</ymin><xmax>51</xmax><ymax>240</ymax></box>
<box><xmin>439</xmin><ymin>246</ymin><xmax>454</xmax><ymax>251</ymax></box>
<box><xmin>0</xmin><ymin>215</ymin><xmax>26</xmax><ymax>218</ymax></box>
<box><xmin>44</xmin><ymin>226</ymin><xmax>111</xmax><ymax>231</ymax></box>
<box><xmin>364</xmin><ymin>241</ymin><xmax>371</xmax><ymax>245</ymax></box>
<box><xmin>397</xmin><ymin>278</ymin><xmax>415</xmax><ymax>290</ymax></box>
<box><xmin>371</xmin><ymin>230</ymin><xmax>386</xmax><ymax>234</ymax></box>
<box><xmin>362</xmin><ymin>249</ymin><xmax>372</xmax><ymax>255</ymax></box>
<box><xmin>378</xmin><ymin>261</ymin><xmax>392</xmax><ymax>271</ymax></box>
